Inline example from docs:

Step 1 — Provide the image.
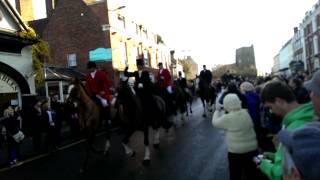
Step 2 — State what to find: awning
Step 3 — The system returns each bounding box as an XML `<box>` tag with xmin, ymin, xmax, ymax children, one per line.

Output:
<box><xmin>45</xmin><ymin>66</ymin><xmax>85</xmax><ymax>81</ymax></box>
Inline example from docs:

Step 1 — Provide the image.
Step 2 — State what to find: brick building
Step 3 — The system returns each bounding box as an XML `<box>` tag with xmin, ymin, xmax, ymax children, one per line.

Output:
<box><xmin>14</xmin><ymin>0</ymin><xmax>172</xmax><ymax>96</ymax></box>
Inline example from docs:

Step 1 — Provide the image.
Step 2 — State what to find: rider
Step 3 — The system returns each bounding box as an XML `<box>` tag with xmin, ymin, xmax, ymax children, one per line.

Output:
<box><xmin>199</xmin><ymin>65</ymin><xmax>212</xmax><ymax>86</ymax></box>
<box><xmin>124</xmin><ymin>58</ymin><xmax>156</xmax><ymax>162</ymax></box>
<box><xmin>177</xmin><ymin>71</ymin><xmax>187</xmax><ymax>91</ymax></box>
<box><xmin>156</xmin><ymin>62</ymin><xmax>173</xmax><ymax>94</ymax></box>
<box><xmin>124</xmin><ymin>59</ymin><xmax>154</xmax><ymax>97</ymax></box>
<box><xmin>85</xmin><ymin>61</ymin><xmax>112</xmax><ymax>106</ymax></box>
<box><xmin>85</xmin><ymin>61</ymin><xmax>112</xmax><ymax>153</ymax></box>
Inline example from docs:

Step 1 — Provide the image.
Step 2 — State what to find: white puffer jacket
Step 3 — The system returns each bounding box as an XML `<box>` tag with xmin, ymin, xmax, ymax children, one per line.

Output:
<box><xmin>212</xmin><ymin>94</ymin><xmax>258</xmax><ymax>154</ymax></box>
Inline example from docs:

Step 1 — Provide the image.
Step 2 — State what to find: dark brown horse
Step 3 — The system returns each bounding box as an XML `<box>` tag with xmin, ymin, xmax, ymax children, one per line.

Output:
<box><xmin>114</xmin><ymin>79</ymin><xmax>166</xmax><ymax>165</ymax></box>
<box><xmin>67</xmin><ymin>78</ymin><xmax>110</xmax><ymax>173</ymax></box>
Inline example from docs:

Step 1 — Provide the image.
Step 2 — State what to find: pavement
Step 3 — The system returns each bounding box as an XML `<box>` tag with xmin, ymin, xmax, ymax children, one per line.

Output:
<box><xmin>0</xmin><ymin>98</ymin><xmax>229</xmax><ymax>180</ymax></box>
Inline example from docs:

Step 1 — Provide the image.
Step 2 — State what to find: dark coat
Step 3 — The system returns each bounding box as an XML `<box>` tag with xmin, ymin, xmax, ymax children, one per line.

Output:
<box><xmin>177</xmin><ymin>77</ymin><xmax>187</xmax><ymax>89</ymax></box>
<box><xmin>199</xmin><ymin>69</ymin><xmax>212</xmax><ymax>85</ymax></box>
<box><xmin>124</xmin><ymin>67</ymin><xmax>155</xmax><ymax>96</ymax></box>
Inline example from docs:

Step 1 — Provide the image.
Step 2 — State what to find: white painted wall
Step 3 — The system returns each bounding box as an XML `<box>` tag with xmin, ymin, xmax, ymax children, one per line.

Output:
<box><xmin>0</xmin><ymin>46</ymin><xmax>35</xmax><ymax>94</ymax></box>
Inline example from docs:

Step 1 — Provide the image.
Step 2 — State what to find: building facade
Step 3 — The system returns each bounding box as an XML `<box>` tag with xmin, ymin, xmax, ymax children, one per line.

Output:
<box><xmin>291</xmin><ymin>27</ymin><xmax>306</xmax><ymax>73</ymax></box>
<box><xmin>272</xmin><ymin>54</ymin><xmax>280</xmax><ymax>75</ymax></box>
<box><xmin>300</xmin><ymin>2</ymin><xmax>320</xmax><ymax>73</ymax></box>
<box><xmin>15</xmin><ymin>0</ymin><xmax>172</xmax><ymax>91</ymax></box>
<box><xmin>235</xmin><ymin>45</ymin><xmax>257</xmax><ymax>76</ymax></box>
<box><xmin>0</xmin><ymin>0</ymin><xmax>37</xmax><ymax>115</ymax></box>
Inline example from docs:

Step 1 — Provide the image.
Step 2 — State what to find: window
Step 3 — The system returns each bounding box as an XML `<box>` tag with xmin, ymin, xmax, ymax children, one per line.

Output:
<box><xmin>143</xmin><ymin>49</ymin><xmax>149</xmax><ymax>66</ymax></box>
<box><xmin>131</xmin><ymin>47</ymin><xmax>138</xmax><ymax>60</ymax></box>
<box><xmin>67</xmin><ymin>53</ymin><xmax>77</xmax><ymax>67</ymax></box>
<box><xmin>119</xmin><ymin>42</ymin><xmax>127</xmax><ymax>65</ymax></box>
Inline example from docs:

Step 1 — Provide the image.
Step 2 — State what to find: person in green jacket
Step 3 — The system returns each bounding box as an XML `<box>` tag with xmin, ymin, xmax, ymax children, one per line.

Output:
<box><xmin>258</xmin><ymin>80</ymin><xmax>315</xmax><ymax>180</ymax></box>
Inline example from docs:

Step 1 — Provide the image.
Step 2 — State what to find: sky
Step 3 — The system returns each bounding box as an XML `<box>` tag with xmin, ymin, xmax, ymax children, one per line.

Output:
<box><xmin>123</xmin><ymin>0</ymin><xmax>318</xmax><ymax>73</ymax></box>
<box><xmin>9</xmin><ymin>0</ymin><xmax>318</xmax><ymax>73</ymax></box>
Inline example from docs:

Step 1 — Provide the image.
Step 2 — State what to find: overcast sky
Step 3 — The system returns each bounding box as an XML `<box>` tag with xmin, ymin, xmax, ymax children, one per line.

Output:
<box><xmin>10</xmin><ymin>0</ymin><xmax>319</xmax><ymax>73</ymax></box>
<box><xmin>124</xmin><ymin>0</ymin><xmax>318</xmax><ymax>73</ymax></box>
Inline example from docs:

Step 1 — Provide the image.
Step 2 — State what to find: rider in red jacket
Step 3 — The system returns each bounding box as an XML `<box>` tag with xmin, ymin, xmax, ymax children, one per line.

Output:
<box><xmin>156</xmin><ymin>62</ymin><xmax>172</xmax><ymax>93</ymax></box>
<box><xmin>85</xmin><ymin>61</ymin><xmax>112</xmax><ymax>154</ymax></box>
<box><xmin>85</xmin><ymin>61</ymin><xmax>112</xmax><ymax>104</ymax></box>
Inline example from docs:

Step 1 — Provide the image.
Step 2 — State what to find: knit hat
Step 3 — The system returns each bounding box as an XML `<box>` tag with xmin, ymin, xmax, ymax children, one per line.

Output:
<box><xmin>223</xmin><ymin>93</ymin><xmax>242</xmax><ymax>111</ymax></box>
<box><xmin>278</xmin><ymin>122</ymin><xmax>320</xmax><ymax>180</ymax></box>
<box><xmin>240</xmin><ymin>81</ymin><xmax>254</xmax><ymax>93</ymax></box>
<box><xmin>304</xmin><ymin>70</ymin><xmax>320</xmax><ymax>96</ymax></box>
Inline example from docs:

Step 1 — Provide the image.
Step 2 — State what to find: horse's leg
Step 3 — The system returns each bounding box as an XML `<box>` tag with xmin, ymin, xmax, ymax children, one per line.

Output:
<box><xmin>201</xmin><ymin>98</ymin><xmax>206</xmax><ymax>117</ymax></box>
<box><xmin>153</xmin><ymin>128</ymin><xmax>160</xmax><ymax>149</ymax></box>
<box><xmin>143</xmin><ymin>126</ymin><xmax>151</xmax><ymax>166</ymax></box>
<box><xmin>189</xmin><ymin>98</ymin><xmax>193</xmax><ymax>114</ymax></box>
<box><xmin>122</xmin><ymin>127</ymin><xmax>135</xmax><ymax>157</ymax></box>
<box><xmin>103</xmin><ymin>122</ymin><xmax>111</xmax><ymax>155</ymax></box>
<box><xmin>80</xmin><ymin>130</ymin><xmax>94</xmax><ymax>173</ymax></box>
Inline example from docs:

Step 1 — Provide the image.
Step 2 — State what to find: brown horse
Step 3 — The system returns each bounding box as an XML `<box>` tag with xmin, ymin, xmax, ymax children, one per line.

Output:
<box><xmin>67</xmin><ymin>78</ymin><xmax>110</xmax><ymax>173</ymax></box>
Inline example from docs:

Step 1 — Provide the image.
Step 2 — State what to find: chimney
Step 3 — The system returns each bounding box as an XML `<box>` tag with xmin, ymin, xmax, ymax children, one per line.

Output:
<box><xmin>18</xmin><ymin>0</ymin><xmax>34</xmax><ymax>21</ymax></box>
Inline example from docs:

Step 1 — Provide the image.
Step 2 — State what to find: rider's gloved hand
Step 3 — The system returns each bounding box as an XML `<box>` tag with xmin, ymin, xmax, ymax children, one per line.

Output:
<box><xmin>166</xmin><ymin>86</ymin><xmax>173</xmax><ymax>94</ymax></box>
<box><xmin>138</xmin><ymin>83</ymin><xmax>143</xmax><ymax>89</ymax></box>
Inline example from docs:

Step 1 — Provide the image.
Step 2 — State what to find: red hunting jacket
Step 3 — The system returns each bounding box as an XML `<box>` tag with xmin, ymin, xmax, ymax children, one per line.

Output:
<box><xmin>85</xmin><ymin>70</ymin><xmax>111</xmax><ymax>101</ymax></box>
<box><xmin>156</xmin><ymin>68</ymin><xmax>172</xmax><ymax>89</ymax></box>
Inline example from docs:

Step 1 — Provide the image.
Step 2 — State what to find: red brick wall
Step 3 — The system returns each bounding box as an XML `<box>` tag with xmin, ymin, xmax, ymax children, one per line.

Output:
<box><xmin>42</xmin><ymin>0</ymin><xmax>110</xmax><ymax>73</ymax></box>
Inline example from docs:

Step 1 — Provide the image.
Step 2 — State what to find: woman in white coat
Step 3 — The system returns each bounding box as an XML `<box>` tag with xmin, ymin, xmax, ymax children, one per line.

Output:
<box><xmin>212</xmin><ymin>93</ymin><xmax>259</xmax><ymax>180</ymax></box>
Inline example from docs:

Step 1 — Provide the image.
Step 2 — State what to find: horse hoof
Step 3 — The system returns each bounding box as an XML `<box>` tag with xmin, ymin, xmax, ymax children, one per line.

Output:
<box><xmin>79</xmin><ymin>168</ymin><xmax>87</xmax><ymax>174</ymax></box>
<box><xmin>142</xmin><ymin>159</ymin><xmax>151</xmax><ymax>166</ymax></box>
<box><xmin>153</xmin><ymin>144</ymin><xmax>160</xmax><ymax>150</ymax></box>
<box><xmin>128</xmin><ymin>151</ymin><xmax>135</xmax><ymax>157</ymax></box>
<box><xmin>103</xmin><ymin>150</ymin><xmax>109</xmax><ymax>156</ymax></box>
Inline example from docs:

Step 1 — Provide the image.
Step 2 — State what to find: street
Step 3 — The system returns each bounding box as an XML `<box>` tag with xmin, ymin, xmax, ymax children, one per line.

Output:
<box><xmin>0</xmin><ymin>99</ymin><xmax>228</xmax><ymax>180</ymax></box>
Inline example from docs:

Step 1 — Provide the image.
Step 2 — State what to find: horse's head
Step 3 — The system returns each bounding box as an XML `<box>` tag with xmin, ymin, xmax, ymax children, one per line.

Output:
<box><xmin>67</xmin><ymin>77</ymin><xmax>83</xmax><ymax>104</ymax></box>
<box><xmin>117</xmin><ymin>77</ymin><xmax>136</xmax><ymax>101</ymax></box>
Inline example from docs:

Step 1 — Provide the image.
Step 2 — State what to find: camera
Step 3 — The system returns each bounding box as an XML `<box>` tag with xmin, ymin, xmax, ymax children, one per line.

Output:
<box><xmin>253</xmin><ymin>156</ymin><xmax>262</xmax><ymax>165</ymax></box>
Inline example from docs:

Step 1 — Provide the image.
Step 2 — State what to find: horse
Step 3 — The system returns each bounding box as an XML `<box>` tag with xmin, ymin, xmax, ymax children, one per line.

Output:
<box><xmin>66</xmin><ymin>78</ymin><xmax>111</xmax><ymax>173</ymax></box>
<box><xmin>171</xmin><ymin>81</ymin><xmax>189</xmax><ymax>126</ymax></box>
<box><xmin>197</xmin><ymin>79</ymin><xmax>213</xmax><ymax>117</ymax></box>
<box><xmin>113</xmin><ymin>78</ymin><xmax>166</xmax><ymax>165</ymax></box>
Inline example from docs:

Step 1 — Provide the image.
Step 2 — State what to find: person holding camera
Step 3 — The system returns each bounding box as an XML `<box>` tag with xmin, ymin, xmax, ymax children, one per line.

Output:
<box><xmin>258</xmin><ymin>80</ymin><xmax>315</xmax><ymax>180</ymax></box>
<box><xmin>212</xmin><ymin>93</ymin><xmax>259</xmax><ymax>180</ymax></box>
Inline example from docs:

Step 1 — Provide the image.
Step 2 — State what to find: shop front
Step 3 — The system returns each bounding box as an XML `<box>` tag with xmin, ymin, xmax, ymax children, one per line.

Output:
<box><xmin>0</xmin><ymin>0</ymin><xmax>37</xmax><ymax>116</ymax></box>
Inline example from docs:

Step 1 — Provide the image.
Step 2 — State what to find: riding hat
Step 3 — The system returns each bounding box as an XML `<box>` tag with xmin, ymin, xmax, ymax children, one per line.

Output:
<box><xmin>87</xmin><ymin>61</ymin><xmax>97</xmax><ymax>69</ymax></box>
<box><xmin>136</xmin><ymin>59</ymin><xmax>144</xmax><ymax>66</ymax></box>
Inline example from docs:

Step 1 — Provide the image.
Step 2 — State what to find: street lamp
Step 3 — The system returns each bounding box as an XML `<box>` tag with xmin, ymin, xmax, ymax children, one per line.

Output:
<box><xmin>108</xmin><ymin>6</ymin><xmax>126</xmax><ymax>11</ymax></box>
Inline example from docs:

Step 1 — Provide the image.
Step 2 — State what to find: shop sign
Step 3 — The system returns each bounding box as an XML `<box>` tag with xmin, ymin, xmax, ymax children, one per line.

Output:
<box><xmin>0</xmin><ymin>73</ymin><xmax>18</xmax><ymax>93</ymax></box>
<box><xmin>89</xmin><ymin>48</ymin><xmax>112</xmax><ymax>62</ymax></box>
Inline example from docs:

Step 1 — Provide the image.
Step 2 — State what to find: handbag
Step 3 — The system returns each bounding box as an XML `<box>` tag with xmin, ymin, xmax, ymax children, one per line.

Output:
<box><xmin>12</xmin><ymin>130</ymin><xmax>25</xmax><ymax>143</ymax></box>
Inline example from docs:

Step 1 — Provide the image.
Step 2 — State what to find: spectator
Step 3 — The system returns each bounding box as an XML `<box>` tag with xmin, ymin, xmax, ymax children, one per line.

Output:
<box><xmin>212</xmin><ymin>94</ymin><xmax>259</xmax><ymax>180</ymax></box>
<box><xmin>240</xmin><ymin>81</ymin><xmax>260</xmax><ymax>126</ymax></box>
<box><xmin>219</xmin><ymin>82</ymin><xmax>247</xmax><ymax>109</ymax></box>
<box><xmin>29</xmin><ymin>99</ymin><xmax>46</xmax><ymax>154</ymax></box>
<box><xmin>258</xmin><ymin>80</ymin><xmax>315</xmax><ymax>180</ymax></box>
<box><xmin>279</xmin><ymin>121</ymin><xmax>320</xmax><ymax>180</ymax></box>
<box><xmin>304</xmin><ymin>70</ymin><xmax>320</xmax><ymax>118</ymax></box>
<box><xmin>42</xmin><ymin>102</ymin><xmax>58</xmax><ymax>153</ymax></box>
<box><xmin>50</xmin><ymin>94</ymin><xmax>63</xmax><ymax>146</ymax></box>
<box><xmin>288</xmin><ymin>77</ymin><xmax>310</xmax><ymax>104</ymax></box>
<box><xmin>1</xmin><ymin>105</ymin><xmax>21</xmax><ymax>166</ymax></box>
